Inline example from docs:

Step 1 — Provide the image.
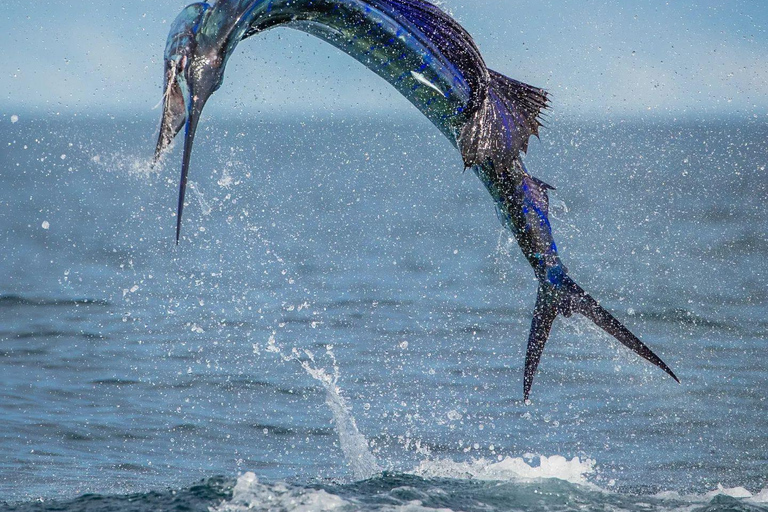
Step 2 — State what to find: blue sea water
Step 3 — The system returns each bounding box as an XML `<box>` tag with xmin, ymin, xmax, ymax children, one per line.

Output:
<box><xmin>0</xmin><ymin>113</ymin><xmax>766</xmax><ymax>511</ymax></box>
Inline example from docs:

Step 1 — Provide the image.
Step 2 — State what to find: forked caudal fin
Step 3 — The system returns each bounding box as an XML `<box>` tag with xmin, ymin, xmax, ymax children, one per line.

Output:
<box><xmin>524</xmin><ymin>276</ymin><xmax>680</xmax><ymax>401</ymax></box>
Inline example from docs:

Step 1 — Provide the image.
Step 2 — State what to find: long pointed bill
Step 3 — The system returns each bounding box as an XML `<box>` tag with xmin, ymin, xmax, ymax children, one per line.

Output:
<box><xmin>176</xmin><ymin>96</ymin><xmax>207</xmax><ymax>244</ymax></box>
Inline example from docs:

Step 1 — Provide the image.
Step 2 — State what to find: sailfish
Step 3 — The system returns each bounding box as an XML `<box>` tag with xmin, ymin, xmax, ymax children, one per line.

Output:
<box><xmin>152</xmin><ymin>0</ymin><xmax>679</xmax><ymax>400</ymax></box>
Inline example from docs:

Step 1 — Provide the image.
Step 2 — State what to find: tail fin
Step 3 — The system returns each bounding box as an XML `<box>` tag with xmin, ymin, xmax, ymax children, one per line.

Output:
<box><xmin>523</xmin><ymin>277</ymin><xmax>679</xmax><ymax>401</ymax></box>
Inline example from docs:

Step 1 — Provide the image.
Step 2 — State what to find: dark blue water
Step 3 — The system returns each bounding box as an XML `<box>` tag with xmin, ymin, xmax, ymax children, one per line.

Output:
<box><xmin>1</xmin><ymin>114</ymin><xmax>766</xmax><ymax>511</ymax></box>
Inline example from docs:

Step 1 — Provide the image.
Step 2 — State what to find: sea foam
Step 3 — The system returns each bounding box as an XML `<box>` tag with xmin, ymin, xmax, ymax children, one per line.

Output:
<box><xmin>411</xmin><ymin>454</ymin><xmax>596</xmax><ymax>486</ymax></box>
<box><xmin>212</xmin><ymin>472</ymin><xmax>349</xmax><ymax>512</ymax></box>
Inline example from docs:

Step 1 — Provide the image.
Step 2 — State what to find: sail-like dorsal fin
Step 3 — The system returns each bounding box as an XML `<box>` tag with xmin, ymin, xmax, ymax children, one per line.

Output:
<box><xmin>459</xmin><ymin>69</ymin><xmax>549</xmax><ymax>170</ymax></box>
<box><xmin>212</xmin><ymin>0</ymin><xmax>546</xmax><ymax>172</ymax></box>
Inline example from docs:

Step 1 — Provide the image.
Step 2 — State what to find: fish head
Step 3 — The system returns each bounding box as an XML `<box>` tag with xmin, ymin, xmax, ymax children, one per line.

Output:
<box><xmin>154</xmin><ymin>2</ymin><xmax>213</xmax><ymax>163</ymax></box>
<box><xmin>154</xmin><ymin>2</ymin><xmax>234</xmax><ymax>243</ymax></box>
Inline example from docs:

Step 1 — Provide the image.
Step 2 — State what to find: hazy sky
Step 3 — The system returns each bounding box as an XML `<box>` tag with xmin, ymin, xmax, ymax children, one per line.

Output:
<box><xmin>1</xmin><ymin>1</ymin><xmax>767</xmax><ymax>118</ymax></box>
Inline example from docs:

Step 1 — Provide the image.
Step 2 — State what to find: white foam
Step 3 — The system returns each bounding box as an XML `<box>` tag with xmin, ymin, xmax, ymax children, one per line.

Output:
<box><xmin>212</xmin><ymin>472</ymin><xmax>349</xmax><ymax>512</ymax></box>
<box><xmin>656</xmin><ymin>484</ymin><xmax>768</xmax><ymax>505</ymax></box>
<box><xmin>383</xmin><ymin>501</ymin><xmax>455</xmax><ymax>512</ymax></box>
<box><xmin>705</xmin><ymin>484</ymin><xmax>754</xmax><ymax>500</ymax></box>
<box><xmin>751</xmin><ymin>487</ymin><xmax>768</xmax><ymax>503</ymax></box>
<box><xmin>411</xmin><ymin>454</ymin><xmax>595</xmax><ymax>486</ymax></box>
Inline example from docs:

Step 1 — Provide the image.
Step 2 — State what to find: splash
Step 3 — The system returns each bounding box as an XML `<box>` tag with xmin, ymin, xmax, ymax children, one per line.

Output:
<box><xmin>411</xmin><ymin>454</ymin><xmax>596</xmax><ymax>486</ymax></box>
<box><xmin>493</xmin><ymin>230</ymin><xmax>519</xmax><ymax>282</ymax></box>
<box><xmin>296</xmin><ymin>354</ymin><xmax>382</xmax><ymax>481</ymax></box>
<box><xmin>188</xmin><ymin>180</ymin><xmax>213</xmax><ymax>216</ymax></box>
<box><xmin>655</xmin><ymin>484</ymin><xmax>768</xmax><ymax>505</ymax></box>
<box><xmin>264</xmin><ymin>336</ymin><xmax>382</xmax><ymax>481</ymax></box>
<box><xmin>89</xmin><ymin>150</ymin><xmax>158</xmax><ymax>178</ymax></box>
<box><xmin>212</xmin><ymin>472</ymin><xmax>349</xmax><ymax>512</ymax></box>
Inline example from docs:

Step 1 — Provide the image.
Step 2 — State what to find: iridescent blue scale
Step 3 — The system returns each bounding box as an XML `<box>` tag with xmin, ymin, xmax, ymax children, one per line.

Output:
<box><xmin>153</xmin><ymin>0</ymin><xmax>679</xmax><ymax>401</ymax></box>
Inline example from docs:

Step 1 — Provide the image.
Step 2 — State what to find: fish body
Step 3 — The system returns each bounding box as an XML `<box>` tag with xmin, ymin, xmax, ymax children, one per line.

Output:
<box><xmin>245</xmin><ymin>0</ymin><xmax>477</xmax><ymax>139</ymax></box>
<box><xmin>154</xmin><ymin>0</ymin><xmax>679</xmax><ymax>400</ymax></box>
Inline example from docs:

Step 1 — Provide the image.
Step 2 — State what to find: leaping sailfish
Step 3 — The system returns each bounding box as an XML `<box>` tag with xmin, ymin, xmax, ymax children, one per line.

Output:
<box><xmin>153</xmin><ymin>0</ymin><xmax>679</xmax><ymax>400</ymax></box>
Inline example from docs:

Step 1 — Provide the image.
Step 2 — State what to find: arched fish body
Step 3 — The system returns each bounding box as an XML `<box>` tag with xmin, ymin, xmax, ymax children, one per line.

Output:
<box><xmin>154</xmin><ymin>0</ymin><xmax>679</xmax><ymax>400</ymax></box>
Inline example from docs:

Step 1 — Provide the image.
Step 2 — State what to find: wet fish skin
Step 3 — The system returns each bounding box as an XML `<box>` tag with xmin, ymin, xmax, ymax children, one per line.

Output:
<box><xmin>154</xmin><ymin>0</ymin><xmax>679</xmax><ymax>400</ymax></box>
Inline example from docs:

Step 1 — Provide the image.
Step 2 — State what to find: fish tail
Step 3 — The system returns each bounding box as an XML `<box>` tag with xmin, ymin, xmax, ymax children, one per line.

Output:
<box><xmin>523</xmin><ymin>283</ymin><xmax>559</xmax><ymax>401</ymax></box>
<box><xmin>524</xmin><ymin>275</ymin><xmax>679</xmax><ymax>401</ymax></box>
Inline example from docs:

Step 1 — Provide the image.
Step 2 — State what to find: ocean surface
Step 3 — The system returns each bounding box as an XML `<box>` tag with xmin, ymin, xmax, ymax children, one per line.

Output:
<box><xmin>0</xmin><ymin>113</ymin><xmax>766</xmax><ymax>511</ymax></box>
